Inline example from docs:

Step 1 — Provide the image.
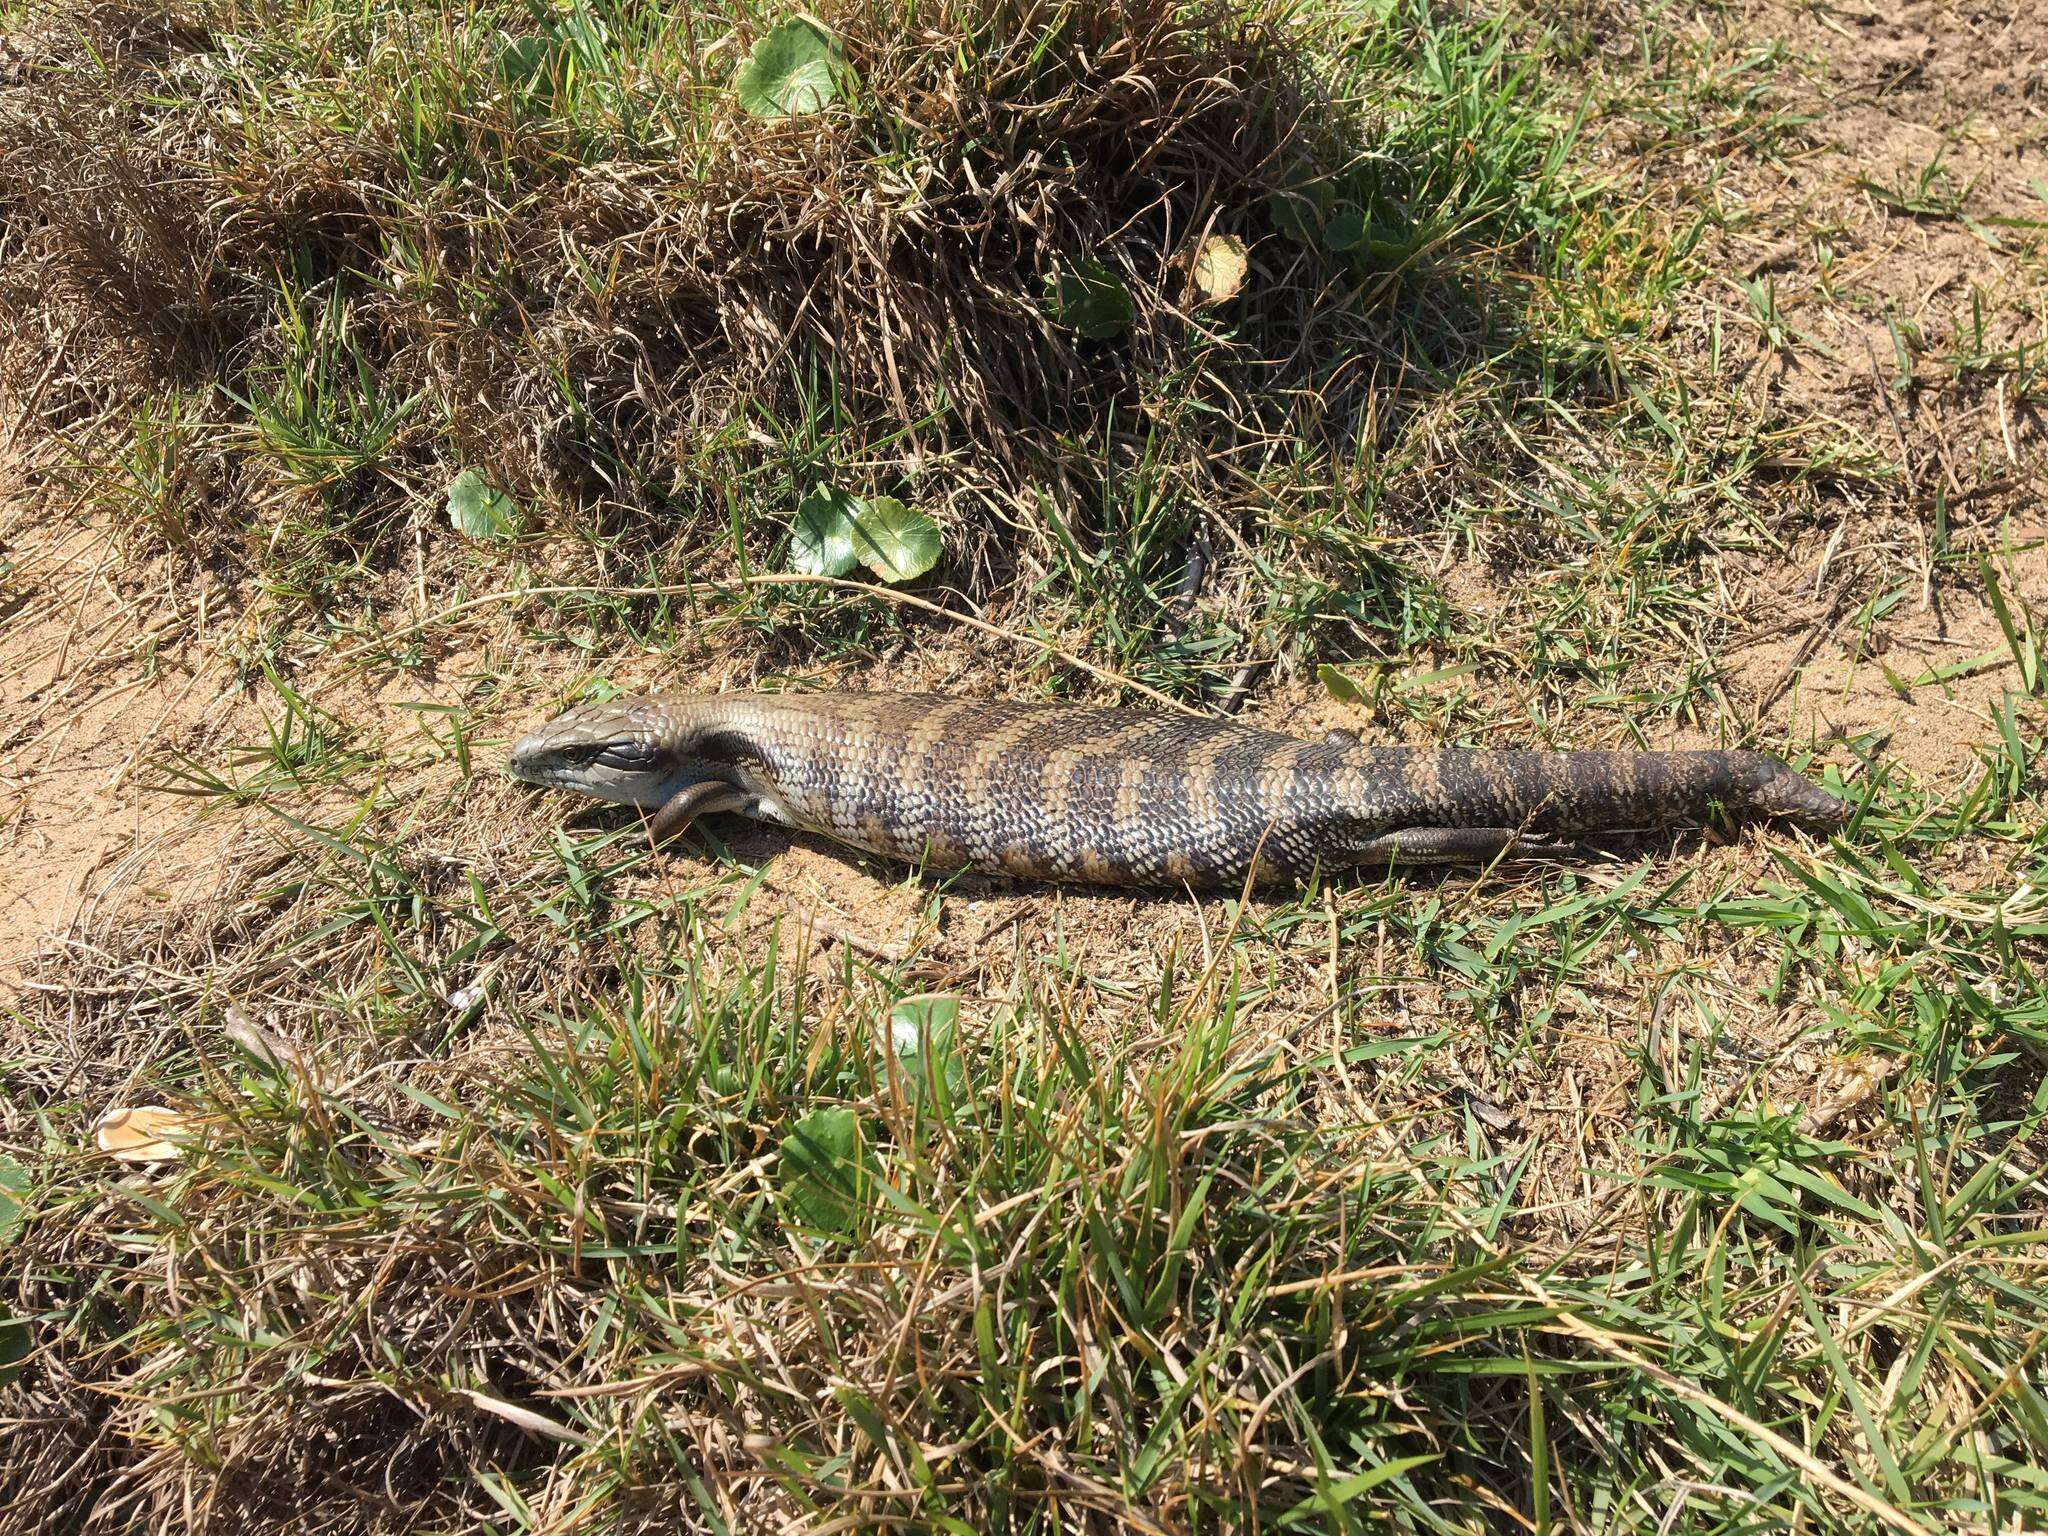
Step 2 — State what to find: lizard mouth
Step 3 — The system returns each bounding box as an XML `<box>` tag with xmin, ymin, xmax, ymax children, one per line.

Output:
<box><xmin>507</xmin><ymin>719</ymin><xmax>679</xmax><ymax>805</ymax></box>
<box><xmin>505</xmin><ymin>730</ymin><xmax>560</xmax><ymax>786</ymax></box>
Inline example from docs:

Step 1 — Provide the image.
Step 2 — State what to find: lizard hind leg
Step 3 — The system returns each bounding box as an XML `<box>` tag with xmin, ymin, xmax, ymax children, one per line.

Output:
<box><xmin>646</xmin><ymin>780</ymin><xmax>752</xmax><ymax>846</ymax></box>
<box><xmin>1347</xmin><ymin>826</ymin><xmax>1529</xmax><ymax>868</ymax></box>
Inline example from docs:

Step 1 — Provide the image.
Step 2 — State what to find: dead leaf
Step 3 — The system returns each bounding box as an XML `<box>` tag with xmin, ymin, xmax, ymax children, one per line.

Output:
<box><xmin>222</xmin><ymin>1005</ymin><xmax>316</xmax><ymax>1079</ymax></box>
<box><xmin>459</xmin><ymin>1387</ymin><xmax>592</xmax><ymax>1445</ymax></box>
<box><xmin>1191</xmin><ymin>234</ymin><xmax>1248</xmax><ymax>304</ymax></box>
<box><xmin>94</xmin><ymin>1105</ymin><xmax>192</xmax><ymax>1163</ymax></box>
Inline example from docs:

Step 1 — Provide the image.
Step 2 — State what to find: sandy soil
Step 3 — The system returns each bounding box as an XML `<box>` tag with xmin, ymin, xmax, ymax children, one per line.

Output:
<box><xmin>0</xmin><ymin>444</ymin><xmax>251</xmax><ymax>986</ymax></box>
<box><xmin>1683</xmin><ymin>0</ymin><xmax>2048</xmax><ymax>789</ymax></box>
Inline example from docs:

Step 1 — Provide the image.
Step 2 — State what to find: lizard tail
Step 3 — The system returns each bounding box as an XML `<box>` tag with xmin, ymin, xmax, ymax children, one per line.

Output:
<box><xmin>1740</xmin><ymin>754</ymin><xmax>1853</xmax><ymax>829</ymax></box>
<box><xmin>1588</xmin><ymin>749</ymin><xmax>1851</xmax><ymax>833</ymax></box>
<box><xmin>1361</xmin><ymin>748</ymin><xmax>1851</xmax><ymax>837</ymax></box>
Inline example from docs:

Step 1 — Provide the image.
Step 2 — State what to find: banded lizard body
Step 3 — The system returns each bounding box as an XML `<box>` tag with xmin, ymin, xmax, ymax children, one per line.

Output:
<box><xmin>507</xmin><ymin>691</ymin><xmax>1850</xmax><ymax>888</ymax></box>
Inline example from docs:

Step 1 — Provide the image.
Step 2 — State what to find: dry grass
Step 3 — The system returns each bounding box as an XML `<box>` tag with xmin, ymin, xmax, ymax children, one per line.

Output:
<box><xmin>0</xmin><ymin>0</ymin><xmax>1523</xmax><ymax>605</ymax></box>
<box><xmin>2</xmin><ymin>0</ymin><xmax>2047</xmax><ymax>1531</ymax></box>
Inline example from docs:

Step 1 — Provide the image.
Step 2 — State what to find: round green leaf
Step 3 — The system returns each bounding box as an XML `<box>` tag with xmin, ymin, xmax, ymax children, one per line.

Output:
<box><xmin>1322</xmin><ymin>207</ymin><xmax>1367</xmax><ymax>253</ymax></box>
<box><xmin>847</xmin><ymin>495</ymin><xmax>940</xmax><ymax>584</ymax></box>
<box><xmin>498</xmin><ymin>32</ymin><xmax>561</xmax><ymax>96</ymax></box>
<box><xmin>885</xmin><ymin>996</ymin><xmax>958</xmax><ymax>1059</ymax></box>
<box><xmin>446</xmin><ymin>470</ymin><xmax>519</xmax><ymax>542</ymax></box>
<box><xmin>885</xmin><ymin>998</ymin><xmax>965</xmax><ymax>1105</ymax></box>
<box><xmin>736</xmin><ymin>18</ymin><xmax>844</xmax><ymax>119</ymax></box>
<box><xmin>1049</xmin><ymin>259</ymin><xmax>1133</xmax><ymax>341</ymax></box>
<box><xmin>791</xmin><ymin>486</ymin><xmax>859</xmax><ymax>576</ymax></box>
<box><xmin>1358</xmin><ymin>226</ymin><xmax>1422</xmax><ymax>268</ymax></box>
<box><xmin>777</xmin><ymin>1105</ymin><xmax>872</xmax><ymax>1234</ymax></box>
<box><xmin>1266</xmin><ymin>176</ymin><xmax>1334</xmax><ymax>245</ymax></box>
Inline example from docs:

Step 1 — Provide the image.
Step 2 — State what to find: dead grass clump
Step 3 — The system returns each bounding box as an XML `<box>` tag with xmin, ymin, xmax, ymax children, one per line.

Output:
<box><xmin>1</xmin><ymin>1176</ymin><xmax>590</xmax><ymax>1534</ymax></box>
<box><xmin>0</xmin><ymin>0</ymin><xmax>1437</xmax><ymax>584</ymax></box>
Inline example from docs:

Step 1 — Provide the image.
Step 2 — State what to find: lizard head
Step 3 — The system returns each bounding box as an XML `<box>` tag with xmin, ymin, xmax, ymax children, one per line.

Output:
<box><xmin>508</xmin><ymin>695</ymin><xmax>702</xmax><ymax>809</ymax></box>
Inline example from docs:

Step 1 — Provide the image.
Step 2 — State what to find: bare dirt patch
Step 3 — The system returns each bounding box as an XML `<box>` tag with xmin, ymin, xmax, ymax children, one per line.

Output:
<box><xmin>1719</xmin><ymin>0</ymin><xmax>2046</xmax><ymax>466</ymax></box>
<box><xmin>1718</xmin><ymin>535</ymin><xmax>2045</xmax><ymax>788</ymax></box>
<box><xmin>0</xmin><ymin>462</ymin><xmax>256</xmax><ymax>986</ymax></box>
<box><xmin>1641</xmin><ymin>0</ymin><xmax>2048</xmax><ymax>789</ymax></box>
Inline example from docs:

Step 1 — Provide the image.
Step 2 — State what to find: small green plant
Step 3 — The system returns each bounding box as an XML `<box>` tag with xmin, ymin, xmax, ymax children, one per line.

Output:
<box><xmin>1855</xmin><ymin>149</ymin><xmax>1976</xmax><ymax>220</ymax></box>
<box><xmin>445</xmin><ymin>469</ymin><xmax>521</xmax><ymax>542</ymax></box>
<box><xmin>221</xmin><ymin>284</ymin><xmax>420</xmax><ymax>505</ymax></box>
<box><xmin>158</xmin><ymin>664</ymin><xmax>370</xmax><ymax>801</ymax></box>
<box><xmin>789</xmin><ymin>485</ymin><xmax>941</xmax><ymax>582</ymax></box>
<box><xmin>93</xmin><ymin>391</ymin><xmax>206</xmax><ymax>543</ymax></box>
<box><xmin>735</xmin><ymin>16</ymin><xmax>846</xmax><ymax>118</ymax></box>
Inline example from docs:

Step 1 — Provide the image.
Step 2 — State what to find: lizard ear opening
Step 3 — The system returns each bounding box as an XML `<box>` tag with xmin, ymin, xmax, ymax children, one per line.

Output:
<box><xmin>647</xmin><ymin>781</ymin><xmax>749</xmax><ymax>845</ymax></box>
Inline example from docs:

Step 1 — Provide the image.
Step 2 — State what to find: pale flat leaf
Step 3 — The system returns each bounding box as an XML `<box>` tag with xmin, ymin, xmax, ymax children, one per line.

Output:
<box><xmin>460</xmin><ymin>1387</ymin><xmax>592</xmax><ymax>1445</ymax></box>
<box><xmin>222</xmin><ymin>1004</ymin><xmax>315</xmax><ymax>1079</ymax></box>
<box><xmin>94</xmin><ymin>1105</ymin><xmax>193</xmax><ymax>1163</ymax></box>
<box><xmin>1191</xmin><ymin>234</ymin><xmax>1248</xmax><ymax>303</ymax></box>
